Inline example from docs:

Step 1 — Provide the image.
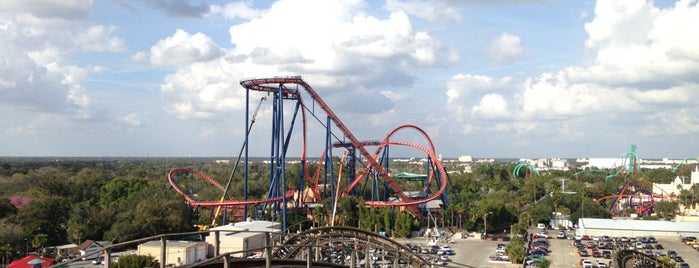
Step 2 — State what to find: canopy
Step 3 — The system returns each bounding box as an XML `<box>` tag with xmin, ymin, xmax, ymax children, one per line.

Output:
<box><xmin>7</xmin><ymin>256</ymin><xmax>54</xmax><ymax>268</ymax></box>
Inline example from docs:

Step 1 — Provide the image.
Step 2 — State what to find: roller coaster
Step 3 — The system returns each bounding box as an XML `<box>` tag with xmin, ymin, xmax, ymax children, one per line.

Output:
<box><xmin>167</xmin><ymin>76</ymin><xmax>449</xmax><ymax>231</ymax></box>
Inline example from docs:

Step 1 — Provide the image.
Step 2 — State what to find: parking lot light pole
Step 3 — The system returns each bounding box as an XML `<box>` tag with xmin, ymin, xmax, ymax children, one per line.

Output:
<box><xmin>483</xmin><ymin>212</ymin><xmax>493</xmax><ymax>239</ymax></box>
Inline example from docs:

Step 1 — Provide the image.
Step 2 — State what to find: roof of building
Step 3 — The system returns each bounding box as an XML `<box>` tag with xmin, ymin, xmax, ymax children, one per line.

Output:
<box><xmin>55</xmin><ymin>244</ymin><xmax>78</xmax><ymax>250</ymax></box>
<box><xmin>579</xmin><ymin>218</ymin><xmax>699</xmax><ymax>232</ymax></box>
<box><xmin>7</xmin><ymin>255</ymin><xmax>53</xmax><ymax>268</ymax></box>
<box><xmin>139</xmin><ymin>240</ymin><xmax>205</xmax><ymax>248</ymax></box>
<box><xmin>209</xmin><ymin>220</ymin><xmax>281</xmax><ymax>234</ymax></box>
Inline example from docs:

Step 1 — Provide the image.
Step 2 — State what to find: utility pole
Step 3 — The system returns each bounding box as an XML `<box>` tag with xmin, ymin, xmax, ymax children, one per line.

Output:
<box><xmin>483</xmin><ymin>212</ymin><xmax>493</xmax><ymax>239</ymax></box>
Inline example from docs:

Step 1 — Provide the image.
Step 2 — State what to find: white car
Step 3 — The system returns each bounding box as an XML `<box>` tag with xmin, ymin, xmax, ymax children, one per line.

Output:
<box><xmin>597</xmin><ymin>260</ymin><xmax>608</xmax><ymax>268</ymax></box>
<box><xmin>581</xmin><ymin>259</ymin><xmax>593</xmax><ymax>268</ymax></box>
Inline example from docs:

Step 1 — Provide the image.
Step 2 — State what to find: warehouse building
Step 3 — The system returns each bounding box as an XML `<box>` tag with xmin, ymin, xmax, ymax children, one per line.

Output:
<box><xmin>137</xmin><ymin>240</ymin><xmax>207</xmax><ymax>266</ymax></box>
<box><xmin>577</xmin><ymin>218</ymin><xmax>699</xmax><ymax>238</ymax></box>
<box><xmin>205</xmin><ymin>220</ymin><xmax>281</xmax><ymax>258</ymax></box>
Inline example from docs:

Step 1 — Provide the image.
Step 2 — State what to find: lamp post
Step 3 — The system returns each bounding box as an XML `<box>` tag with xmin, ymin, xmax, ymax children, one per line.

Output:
<box><xmin>483</xmin><ymin>212</ymin><xmax>493</xmax><ymax>239</ymax></box>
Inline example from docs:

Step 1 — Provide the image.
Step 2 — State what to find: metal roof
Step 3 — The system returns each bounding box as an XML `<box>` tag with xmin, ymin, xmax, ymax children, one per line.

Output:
<box><xmin>139</xmin><ymin>240</ymin><xmax>205</xmax><ymax>248</ymax></box>
<box><xmin>579</xmin><ymin>218</ymin><xmax>699</xmax><ymax>233</ymax></box>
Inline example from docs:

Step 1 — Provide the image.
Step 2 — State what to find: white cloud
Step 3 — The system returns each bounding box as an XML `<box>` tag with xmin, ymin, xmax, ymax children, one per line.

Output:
<box><xmin>75</xmin><ymin>25</ymin><xmax>125</xmax><ymax>52</ymax></box>
<box><xmin>0</xmin><ymin>0</ymin><xmax>93</xmax><ymax>21</ymax></box>
<box><xmin>207</xmin><ymin>1</ymin><xmax>265</xmax><ymax>20</ymax></box>
<box><xmin>575</xmin><ymin>0</ymin><xmax>699</xmax><ymax>86</ymax></box>
<box><xmin>160</xmin><ymin>0</ymin><xmax>451</xmax><ymax>120</ymax></box>
<box><xmin>160</xmin><ymin>60</ymin><xmax>249</xmax><ymax>120</ymax></box>
<box><xmin>471</xmin><ymin>93</ymin><xmax>509</xmax><ymax>119</ymax></box>
<box><xmin>0</xmin><ymin>0</ymin><xmax>128</xmax><ymax>126</ymax></box>
<box><xmin>138</xmin><ymin>29</ymin><xmax>224</xmax><ymax>66</ymax></box>
<box><xmin>488</xmin><ymin>32</ymin><xmax>527</xmax><ymax>64</ymax></box>
<box><xmin>117</xmin><ymin>113</ymin><xmax>144</xmax><ymax>127</ymax></box>
<box><xmin>384</xmin><ymin>0</ymin><xmax>462</xmax><ymax>22</ymax></box>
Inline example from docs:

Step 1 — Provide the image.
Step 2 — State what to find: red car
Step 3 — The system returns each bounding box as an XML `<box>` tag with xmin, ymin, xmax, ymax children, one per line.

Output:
<box><xmin>592</xmin><ymin>249</ymin><xmax>602</xmax><ymax>258</ymax></box>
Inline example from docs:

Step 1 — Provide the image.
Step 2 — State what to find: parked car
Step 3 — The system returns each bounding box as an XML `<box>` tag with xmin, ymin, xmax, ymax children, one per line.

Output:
<box><xmin>602</xmin><ymin>250</ymin><xmax>612</xmax><ymax>259</ymax></box>
<box><xmin>557</xmin><ymin>231</ymin><xmax>566</xmax><ymax>239</ymax></box>
<box><xmin>92</xmin><ymin>257</ymin><xmax>104</xmax><ymax>265</ymax></box>
<box><xmin>597</xmin><ymin>260</ymin><xmax>608</xmax><ymax>268</ymax></box>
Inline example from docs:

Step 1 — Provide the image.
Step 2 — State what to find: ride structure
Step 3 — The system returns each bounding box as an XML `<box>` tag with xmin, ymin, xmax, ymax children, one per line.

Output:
<box><xmin>672</xmin><ymin>157</ymin><xmax>699</xmax><ymax>176</ymax></box>
<box><xmin>168</xmin><ymin>76</ymin><xmax>450</xmax><ymax>232</ymax></box>
<box><xmin>512</xmin><ymin>162</ymin><xmax>540</xmax><ymax>178</ymax></box>
<box><xmin>605</xmin><ymin>144</ymin><xmax>643</xmax><ymax>180</ymax></box>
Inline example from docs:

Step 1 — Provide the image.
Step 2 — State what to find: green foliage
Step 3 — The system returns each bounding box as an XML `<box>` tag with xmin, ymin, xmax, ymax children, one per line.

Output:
<box><xmin>654</xmin><ymin>200</ymin><xmax>678</xmax><ymax>220</ymax></box>
<box><xmin>15</xmin><ymin>196</ymin><xmax>70</xmax><ymax>246</ymax></box>
<box><xmin>0</xmin><ymin>198</ymin><xmax>16</xmax><ymax>218</ymax></box>
<box><xmin>104</xmin><ymin>188</ymin><xmax>194</xmax><ymax>242</ymax></box>
<box><xmin>100</xmin><ymin>177</ymin><xmax>148</xmax><ymax>208</ymax></box>
<box><xmin>393</xmin><ymin>210</ymin><xmax>414</xmax><ymax>238</ymax></box>
<box><xmin>112</xmin><ymin>254</ymin><xmax>159</xmax><ymax>268</ymax></box>
<box><xmin>505</xmin><ymin>235</ymin><xmax>526</xmax><ymax>263</ymax></box>
<box><xmin>285</xmin><ymin>208</ymin><xmax>311</xmax><ymax>233</ymax></box>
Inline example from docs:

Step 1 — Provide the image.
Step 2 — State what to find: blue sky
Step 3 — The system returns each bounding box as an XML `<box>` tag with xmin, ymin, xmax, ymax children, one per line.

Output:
<box><xmin>1</xmin><ymin>0</ymin><xmax>698</xmax><ymax>159</ymax></box>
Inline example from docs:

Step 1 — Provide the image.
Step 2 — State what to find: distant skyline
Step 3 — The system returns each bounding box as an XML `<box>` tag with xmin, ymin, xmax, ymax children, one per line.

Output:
<box><xmin>1</xmin><ymin>0</ymin><xmax>698</xmax><ymax>159</ymax></box>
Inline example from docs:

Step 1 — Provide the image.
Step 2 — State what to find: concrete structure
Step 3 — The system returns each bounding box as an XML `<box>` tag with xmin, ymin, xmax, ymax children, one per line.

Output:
<box><xmin>54</xmin><ymin>243</ymin><xmax>78</xmax><ymax>258</ymax></box>
<box><xmin>137</xmin><ymin>240</ymin><xmax>207</xmax><ymax>266</ymax></box>
<box><xmin>576</xmin><ymin>218</ymin><xmax>699</xmax><ymax>238</ymax></box>
<box><xmin>654</xmin><ymin>166</ymin><xmax>699</xmax><ymax>197</ymax></box>
<box><xmin>205</xmin><ymin>220</ymin><xmax>281</xmax><ymax>258</ymax></box>
<box><xmin>77</xmin><ymin>240</ymin><xmax>111</xmax><ymax>260</ymax></box>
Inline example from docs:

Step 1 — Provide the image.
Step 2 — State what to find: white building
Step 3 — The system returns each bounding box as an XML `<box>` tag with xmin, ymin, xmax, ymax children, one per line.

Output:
<box><xmin>205</xmin><ymin>220</ymin><xmax>281</xmax><ymax>258</ymax></box>
<box><xmin>137</xmin><ymin>240</ymin><xmax>207</xmax><ymax>266</ymax></box>
<box><xmin>654</xmin><ymin>166</ymin><xmax>699</xmax><ymax>197</ymax></box>
<box><xmin>576</xmin><ymin>218</ymin><xmax>699</xmax><ymax>238</ymax></box>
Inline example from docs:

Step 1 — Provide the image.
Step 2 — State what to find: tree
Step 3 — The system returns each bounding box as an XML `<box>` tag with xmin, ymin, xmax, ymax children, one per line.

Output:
<box><xmin>505</xmin><ymin>235</ymin><xmax>526</xmax><ymax>264</ymax></box>
<box><xmin>654</xmin><ymin>200</ymin><xmax>678</xmax><ymax>220</ymax></box>
<box><xmin>14</xmin><ymin>196</ymin><xmax>70</xmax><ymax>246</ymax></box>
<box><xmin>113</xmin><ymin>254</ymin><xmax>158</xmax><ymax>268</ymax></box>
<box><xmin>0</xmin><ymin>198</ymin><xmax>17</xmax><ymax>218</ymax></box>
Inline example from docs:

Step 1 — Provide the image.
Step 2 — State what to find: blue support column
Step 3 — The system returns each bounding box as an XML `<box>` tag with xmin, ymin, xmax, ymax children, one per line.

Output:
<box><xmin>244</xmin><ymin>89</ymin><xmax>250</xmax><ymax>220</ymax></box>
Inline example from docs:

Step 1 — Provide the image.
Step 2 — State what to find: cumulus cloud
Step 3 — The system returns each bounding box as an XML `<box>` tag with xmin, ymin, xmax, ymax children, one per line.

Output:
<box><xmin>75</xmin><ymin>25</ymin><xmax>126</xmax><ymax>52</ymax></box>
<box><xmin>159</xmin><ymin>0</ymin><xmax>451</xmax><ymax>120</ymax></box>
<box><xmin>575</xmin><ymin>0</ymin><xmax>699</xmax><ymax>86</ymax></box>
<box><xmin>207</xmin><ymin>2</ymin><xmax>265</xmax><ymax>20</ymax></box>
<box><xmin>0</xmin><ymin>0</ymin><xmax>128</xmax><ymax>120</ymax></box>
<box><xmin>135</xmin><ymin>29</ymin><xmax>224</xmax><ymax>66</ymax></box>
<box><xmin>445</xmin><ymin>1</ymin><xmax>699</xmax><ymax>145</ymax></box>
<box><xmin>471</xmin><ymin>93</ymin><xmax>509</xmax><ymax>119</ymax></box>
<box><xmin>0</xmin><ymin>0</ymin><xmax>93</xmax><ymax>20</ymax></box>
<box><xmin>488</xmin><ymin>32</ymin><xmax>527</xmax><ymax>64</ymax></box>
<box><xmin>384</xmin><ymin>0</ymin><xmax>462</xmax><ymax>22</ymax></box>
<box><xmin>160</xmin><ymin>60</ymin><xmax>248</xmax><ymax>120</ymax></box>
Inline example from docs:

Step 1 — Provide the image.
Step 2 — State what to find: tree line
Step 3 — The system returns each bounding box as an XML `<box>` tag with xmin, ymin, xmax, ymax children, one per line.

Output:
<box><xmin>0</xmin><ymin>157</ymin><xmax>696</xmax><ymax>263</ymax></box>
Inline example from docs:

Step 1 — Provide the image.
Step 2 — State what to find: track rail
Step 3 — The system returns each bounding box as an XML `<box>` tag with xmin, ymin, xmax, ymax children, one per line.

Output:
<box><xmin>240</xmin><ymin>77</ymin><xmax>448</xmax><ymax>216</ymax></box>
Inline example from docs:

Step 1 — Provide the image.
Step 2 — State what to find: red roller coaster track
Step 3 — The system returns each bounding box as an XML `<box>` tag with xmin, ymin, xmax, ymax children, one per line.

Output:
<box><xmin>167</xmin><ymin>77</ymin><xmax>447</xmax><ymax>219</ymax></box>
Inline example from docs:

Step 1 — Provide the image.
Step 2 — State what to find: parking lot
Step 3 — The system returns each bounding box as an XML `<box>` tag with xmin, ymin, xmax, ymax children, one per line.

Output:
<box><xmin>539</xmin><ymin>230</ymin><xmax>699</xmax><ymax>268</ymax></box>
<box><xmin>399</xmin><ymin>230</ymin><xmax>699</xmax><ymax>268</ymax></box>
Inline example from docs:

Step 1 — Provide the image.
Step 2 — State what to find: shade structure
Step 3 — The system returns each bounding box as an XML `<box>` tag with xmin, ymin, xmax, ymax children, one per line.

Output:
<box><xmin>7</xmin><ymin>255</ymin><xmax>53</xmax><ymax>268</ymax></box>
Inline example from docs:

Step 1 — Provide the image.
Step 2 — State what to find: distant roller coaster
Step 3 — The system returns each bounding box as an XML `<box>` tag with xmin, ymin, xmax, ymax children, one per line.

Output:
<box><xmin>168</xmin><ymin>76</ymin><xmax>450</xmax><ymax>230</ymax></box>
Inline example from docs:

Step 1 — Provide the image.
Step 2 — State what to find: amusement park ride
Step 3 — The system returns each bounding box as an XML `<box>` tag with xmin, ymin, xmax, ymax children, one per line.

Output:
<box><xmin>518</xmin><ymin>145</ymin><xmax>697</xmax><ymax>218</ymax></box>
<box><xmin>166</xmin><ymin>76</ymin><xmax>450</xmax><ymax>231</ymax></box>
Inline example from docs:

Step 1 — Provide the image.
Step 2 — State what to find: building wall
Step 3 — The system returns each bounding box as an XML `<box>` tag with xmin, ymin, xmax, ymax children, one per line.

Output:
<box><xmin>580</xmin><ymin>228</ymin><xmax>694</xmax><ymax>238</ymax></box>
<box><xmin>138</xmin><ymin>241</ymin><xmax>207</xmax><ymax>266</ymax></box>
<box><xmin>205</xmin><ymin>232</ymin><xmax>265</xmax><ymax>257</ymax></box>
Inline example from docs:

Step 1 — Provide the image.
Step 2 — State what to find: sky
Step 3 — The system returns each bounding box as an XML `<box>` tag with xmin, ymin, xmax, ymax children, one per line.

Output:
<box><xmin>0</xmin><ymin>0</ymin><xmax>698</xmax><ymax>159</ymax></box>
